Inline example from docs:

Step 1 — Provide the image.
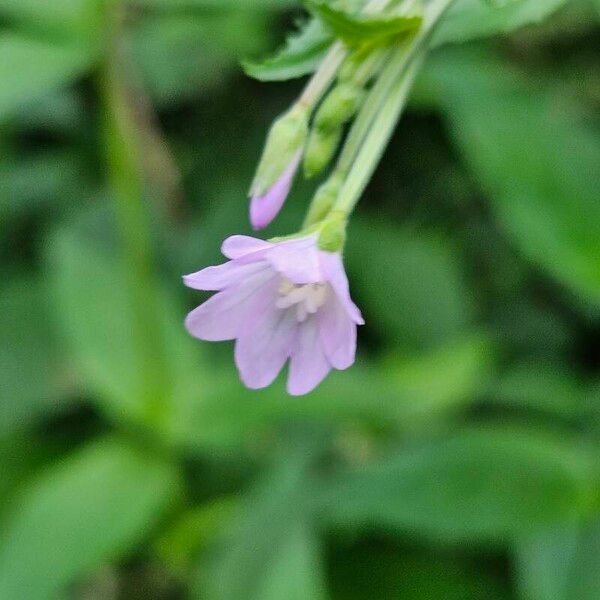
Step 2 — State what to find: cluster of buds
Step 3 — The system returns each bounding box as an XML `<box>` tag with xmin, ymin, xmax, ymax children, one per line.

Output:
<box><xmin>184</xmin><ymin>0</ymin><xmax>453</xmax><ymax>395</ymax></box>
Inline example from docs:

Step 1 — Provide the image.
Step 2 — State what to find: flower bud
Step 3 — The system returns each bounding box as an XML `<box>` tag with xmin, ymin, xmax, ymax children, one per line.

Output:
<box><xmin>304</xmin><ymin>172</ymin><xmax>344</xmax><ymax>226</ymax></box>
<box><xmin>303</xmin><ymin>126</ymin><xmax>343</xmax><ymax>179</ymax></box>
<box><xmin>314</xmin><ymin>83</ymin><xmax>365</xmax><ymax>131</ymax></box>
<box><xmin>318</xmin><ymin>211</ymin><xmax>347</xmax><ymax>253</ymax></box>
<box><xmin>249</xmin><ymin>105</ymin><xmax>309</xmax><ymax>229</ymax></box>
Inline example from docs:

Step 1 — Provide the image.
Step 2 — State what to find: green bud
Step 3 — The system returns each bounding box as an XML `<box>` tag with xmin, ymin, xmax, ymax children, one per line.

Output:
<box><xmin>314</xmin><ymin>83</ymin><xmax>365</xmax><ymax>131</ymax></box>
<box><xmin>303</xmin><ymin>126</ymin><xmax>343</xmax><ymax>179</ymax></box>
<box><xmin>318</xmin><ymin>211</ymin><xmax>347</xmax><ymax>253</ymax></box>
<box><xmin>250</xmin><ymin>105</ymin><xmax>309</xmax><ymax>197</ymax></box>
<box><xmin>304</xmin><ymin>172</ymin><xmax>344</xmax><ymax>226</ymax></box>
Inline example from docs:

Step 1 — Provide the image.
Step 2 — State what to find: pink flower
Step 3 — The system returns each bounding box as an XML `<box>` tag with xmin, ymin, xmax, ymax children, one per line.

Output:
<box><xmin>249</xmin><ymin>153</ymin><xmax>301</xmax><ymax>230</ymax></box>
<box><xmin>183</xmin><ymin>234</ymin><xmax>364</xmax><ymax>396</ymax></box>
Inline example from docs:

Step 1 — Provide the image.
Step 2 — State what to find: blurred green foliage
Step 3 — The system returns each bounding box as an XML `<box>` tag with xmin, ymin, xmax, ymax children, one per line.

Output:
<box><xmin>0</xmin><ymin>0</ymin><xmax>599</xmax><ymax>599</ymax></box>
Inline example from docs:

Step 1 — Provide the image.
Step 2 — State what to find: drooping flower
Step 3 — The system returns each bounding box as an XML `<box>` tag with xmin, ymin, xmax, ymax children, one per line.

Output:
<box><xmin>183</xmin><ymin>234</ymin><xmax>364</xmax><ymax>396</ymax></box>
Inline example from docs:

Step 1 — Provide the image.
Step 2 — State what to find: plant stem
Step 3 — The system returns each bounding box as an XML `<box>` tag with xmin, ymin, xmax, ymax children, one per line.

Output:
<box><xmin>100</xmin><ymin>2</ymin><xmax>170</xmax><ymax>427</ymax></box>
<box><xmin>298</xmin><ymin>0</ymin><xmax>399</xmax><ymax>109</ymax></box>
<box><xmin>334</xmin><ymin>54</ymin><xmax>424</xmax><ymax>217</ymax></box>
<box><xmin>328</xmin><ymin>0</ymin><xmax>455</xmax><ymax>218</ymax></box>
<box><xmin>336</xmin><ymin>0</ymin><xmax>454</xmax><ymax>177</ymax></box>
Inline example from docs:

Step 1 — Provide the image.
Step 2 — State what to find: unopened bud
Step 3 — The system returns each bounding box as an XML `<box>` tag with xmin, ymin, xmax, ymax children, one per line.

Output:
<box><xmin>250</xmin><ymin>105</ymin><xmax>308</xmax><ymax>198</ymax></box>
<box><xmin>303</xmin><ymin>126</ymin><xmax>343</xmax><ymax>179</ymax></box>
<box><xmin>249</xmin><ymin>105</ymin><xmax>308</xmax><ymax>229</ymax></box>
<box><xmin>318</xmin><ymin>211</ymin><xmax>347</xmax><ymax>253</ymax></box>
<box><xmin>315</xmin><ymin>83</ymin><xmax>365</xmax><ymax>131</ymax></box>
<box><xmin>305</xmin><ymin>172</ymin><xmax>344</xmax><ymax>226</ymax></box>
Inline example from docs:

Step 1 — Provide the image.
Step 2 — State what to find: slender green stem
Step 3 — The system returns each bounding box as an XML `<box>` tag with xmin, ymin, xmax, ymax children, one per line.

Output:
<box><xmin>298</xmin><ymin>0</ymin><xmax>399</xmax><ymax>109</ymax></box>
<box><xmin>334</xmin><ymin>0</ymin><xmax>455</xmax><ymax>177</ymax></box>
<box><xmin>299</xmin><ymin>43</ymin><xmax>347</xmax><ymax>109</ymax></box>
<box><xmin>334</xmin><ymin>54</ymin><xmax>424</xmax><ymax>217</ymax></box>
<box><xmin>100</xmin><ymin>3</ymin><xmax>170</xmax><ymax>427</ymax></box>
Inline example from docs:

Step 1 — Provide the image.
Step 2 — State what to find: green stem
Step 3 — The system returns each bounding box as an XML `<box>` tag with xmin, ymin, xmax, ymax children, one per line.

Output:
<box><xmin>100</xmin><ymin>3</ymin><xmax>170</xmax><ymax>427</ymax></box>
<box><xmin>337</xmin><ymin>0</ymin><xmax>453</xmax><ymax>176</ymax></box>
<box><xmin>297</xmin><ymin>0</ymin><xmax>399</xmax><ymax>109</ymax></box>
<box><xmin>329</xmin><ymin>0</ymin><xmax>455</xmax><ymax>216</ymax></box>
<box><xmin>334</xmin><ymin>54</ymin><xmax>424</xmax><ymax>217</ymax></box>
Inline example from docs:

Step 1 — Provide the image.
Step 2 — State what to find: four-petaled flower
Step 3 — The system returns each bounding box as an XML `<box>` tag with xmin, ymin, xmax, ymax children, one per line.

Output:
<box><xmin>184</xmin><ymin>234</ymin><xmax>364</xmax><ymax>395</ymax></box>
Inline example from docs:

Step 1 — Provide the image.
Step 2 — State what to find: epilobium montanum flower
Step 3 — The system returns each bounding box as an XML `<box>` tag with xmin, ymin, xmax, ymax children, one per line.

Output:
<box><xmin>184</xmin><ymin>0</ymin><xmax>457</xmax><ymax>394</ymax></box>
<box><xmin>184</xmin><ymin>234</ymin><xmax>363</xmax><ymax>396</ymax></box>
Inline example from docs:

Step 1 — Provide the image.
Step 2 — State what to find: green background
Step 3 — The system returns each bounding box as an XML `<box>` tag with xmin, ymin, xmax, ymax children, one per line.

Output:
<box><xmin>0</xmin><ymin>0</ymin><xmax>599</xmax><ymax>598</ymax></box>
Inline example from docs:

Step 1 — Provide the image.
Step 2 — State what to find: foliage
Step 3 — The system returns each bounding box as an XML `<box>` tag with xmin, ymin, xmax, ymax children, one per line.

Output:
<box><xmin>0</xmin><ymin>0</ymin><xmax>599</xmax><ymax>598</ymax></box>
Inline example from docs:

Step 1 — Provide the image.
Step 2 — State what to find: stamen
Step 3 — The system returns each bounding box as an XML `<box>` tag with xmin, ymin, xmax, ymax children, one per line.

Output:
<box><xmin>277</xmin><ymin>278</ymin><xmax>328</xmax><ymax>322</ymax></box>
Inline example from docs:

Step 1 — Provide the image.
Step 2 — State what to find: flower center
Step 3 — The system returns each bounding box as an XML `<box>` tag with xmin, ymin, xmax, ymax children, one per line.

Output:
<box><xmin>276</xmin><ymin>278</ymin><xmax>328</xmax><ymax>322</ymax></box>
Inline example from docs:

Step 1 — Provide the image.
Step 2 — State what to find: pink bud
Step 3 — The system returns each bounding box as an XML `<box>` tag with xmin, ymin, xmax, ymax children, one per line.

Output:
<box><xmin>249</xmin><ymin>153</ymin><xmax>301</xmax><ymax>230</ymax></box>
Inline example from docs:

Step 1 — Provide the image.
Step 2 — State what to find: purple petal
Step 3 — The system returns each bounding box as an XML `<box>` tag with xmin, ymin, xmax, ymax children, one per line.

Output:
<box><xmin>249</xmin><ymin>153</ymin><xmax>301</xmax><ymax>230</ymax></box>
<box><xmin>185</xmin><ymin>271</ymin><xmax>276</xmax><ymax>341</ymax></box>
<box><xmin>183</xmin><ymin>260</ymin><xmax>267</xmax><ymax>291</ymax></box>
<box><xmin>235</xmin><ymin>302</ymin><xmax>298</xmax><ymax>390</ymax></box>
<box><xmin>287</xmin><ymin>318</ymin><xmax>331</xmax><ymax>396</ymax></box>
<box><xmin>265</xmin><ymin>235</ymin><xmax>323</xmax><ymax>284</ymax></box>
<box><xmin>318</xmin><ymin>251</ymin><xmax>364</xmax><ymax>324</ymax></box>
<box><xmin>221</xmin><ymin>235</ymin><xmax>273</xmax><ymax>260</ymax></box>
<box><xmin>317</xmin><ymin>296</ymin><xmax>357</xmax><ymax>370</ymax></box>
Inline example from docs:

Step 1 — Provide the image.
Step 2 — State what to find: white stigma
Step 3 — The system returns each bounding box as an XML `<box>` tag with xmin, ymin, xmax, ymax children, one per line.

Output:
<box><xmin>276</xmin><ymin>278</ymin><xmax>328</xmax><ymax>322</ymax></box>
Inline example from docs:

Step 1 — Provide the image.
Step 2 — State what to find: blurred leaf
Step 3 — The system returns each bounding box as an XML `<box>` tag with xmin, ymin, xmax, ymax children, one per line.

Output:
<box><xmin>0</xmin><ymin>437</ymin><xmax>181</xmax><ymax>599</ymax></box>
<box><xmin>330</xmin><ymin>543</ymin><xmax>508</xmax><ymax>600</ymax></box>
<box><xmin>346</xmin><ymin>219</ymin><xmax>474</xmax><ymax>349</ymax></box>
<box><xmin>324</xmin><ymin>427</ymin><xmax>595</xmax><ymax>542</ymax></box>
<box><xmin>131</xmin><ymin>12</ymin><xmax>270</xmax><ymax>104</ymax></box>
<box><xmin>383</xmin><ymin>333</ymin><xmax>493</xmax><ymax>421</ymax></box>
<box><xmin>136</xmin><ymin>0</ymin><xmax>295</xmax><ymax>8</ymax></box>
<box><xmin>156</xmin><ymin>498</ymin><xmax>238</xmax><ymax>573</ymax></box>
<box><xmin>516</xmin><ymin>520</ymin><xmax>600</xmax><ymax>600</ymax></box>
<box><xmin>0</xmin><ymin>435</ymin><xmax>48</xmax><ymax>514</ymax></box>
<box><xmin>0</xmin><ymin>276</ymin><xmax>68</xmax><ymax>436</ymax></box>
<box><xmin>46</xmin><ymin>222</ymin><xmax>206</xmax><ymax>434</ymax></box>
<box><xmin>306</xmin><ymin>0</ymin><xmax>422</xmax><ymax>46</ymax></box>
<box><xmin>425</xmin><ymin>50</ymin><xmax>600</xmax><ymax>307</ymax></box>
<box><xmin>486</xmin><ymin>361</ymin><xmax>586</xmax><ymax>419</ymax></box>
<box><xmin>166</xmin><ymin>331</ymin><xmax>492</xmax><ymax>451</ymax></box>
<box><xmin>432</xmin><ymin>0</ymin><xmax>568</xmax><ymax>46</ymax></box>
<box><xmin>196</xmin><ymin>437</ymin><xmax>328</xmax><ymax>600</ymax></box>
<box><xmin>243</xmin><ymin>17</ymin><xmax>332</xmax><ymax>81</ymax></box>
<box><xmin>0</xmin><ymin>151</ymin><xmax>84</xmax><ymax>224</ymax></box>
<box><xmin>0</xmin><ymin>0</ymin><xmax>99</xmax><ymax>38</ymax></box>
<box><xmin>0</xmin><ymin>33</ymin><xmax>95</xmax><ymax>121</ymax></box>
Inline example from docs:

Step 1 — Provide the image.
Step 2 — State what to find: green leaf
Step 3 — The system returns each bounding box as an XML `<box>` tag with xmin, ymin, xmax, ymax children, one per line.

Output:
<box><xmin>0</xmin><ymin>151</ymin><xmax>84</xmax><ymax>224</ymax></box>
<box><xmin>46</xmin><ymin>219</ymin><xmax>207</xmax><ymax>434</ymax></box>
<box><xmin>324</xmin><ymin>427</ymin><xmax>594</xmax><ymax>542</ymax></box>
<box><xmin>486</xmin><ymin>361</ymin><xmax>587</xmax><ymax>419</ymax></box>
<box><xmin>424</xmin><ymin>50</ymin><xmax>600</xmax><ymax>306</ymax></box>
<box><xmin>346</xmin><ymin>219</ymin><xmax>474</xmax><ymax>349</ymax></box>
<box><xmin>383</xmin><ymin>333</ymin><xmax>494</xmax><ymax>422</ymax></box>
<box><xmin>432</xmin><ymin>0</ymin><xmax>569</xmax><ymax>46</ymax></box>
<box><xmin>0</xmin><ymin>276</ymin><xmax>68</xmax><ymax>436</ymax></box>
<box><xmin>136</xmin><ymin>0</ymin><xmax>297</xmax><ymax>8</ymax></box>
<box><xmin>516</xmin><ymin>520</ymin><xmax>600</xmax><ymax>600</ymax></box>
<box><xmin>306</xmin><ymin>0</ymin><xmax>422</xmax><ymax>46</ymax></box>
<box><xmin>243</xmin><ymin>18</ymin><xmax>333</xmax><ymax>82</ymax></box>
<box><xmin>0</xmin><ymin>33</ymin><xmax>95</xmax><ymax>121</ymax></box>
<box><xmin>132</xmin><ymin>12</ymin><xmax>272</xmax><ymax>103</ymax></box>
<box><xmin>0</xmin><ymin>0</ymin><xmax>99</xmax><ymax>38</ymax></box>
<box><xmin>0</xmin><ymin>437</ymin><xmax>181</xmax><ymax>599</ymax></box>
<box><xmin>195</xmin><ymin>437</ymin><xmax>328</xmax><ymax>600</ymax></box>
<box><xmin>330</xmin><ymin>544</ymin><xmax>508</xmax><ymax>600</ymax></box>
<box><xmin>172</xmin><ymin>332</ymin><xmax>492</xmax><ymax>450</ymax></box>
